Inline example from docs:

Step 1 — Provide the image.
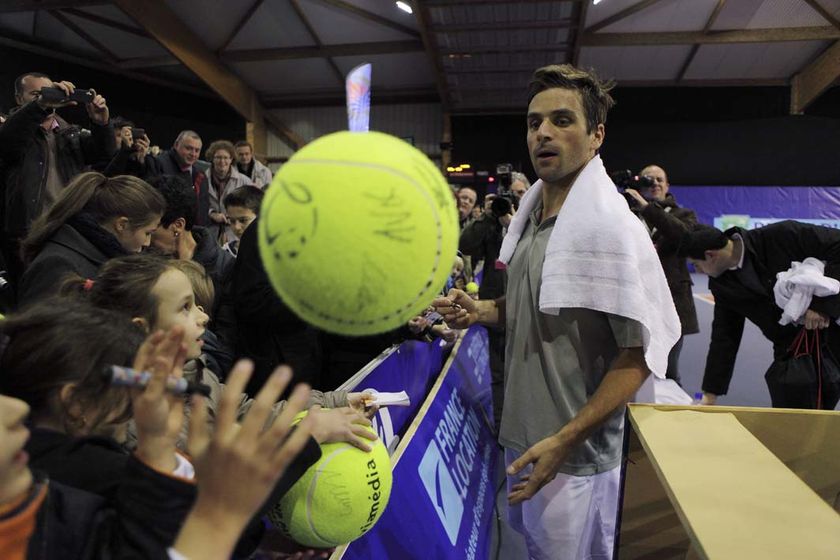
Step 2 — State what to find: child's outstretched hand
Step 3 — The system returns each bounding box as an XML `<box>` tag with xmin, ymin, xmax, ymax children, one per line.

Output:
<box><xmin>132</xmin><ymin>327</ymin><xmax>188</xmax><ymax>473</ymax></box>
<box><xmin>173</xmin><ymin>361</ymin><xmax>312</xmax><ymax>559</ymax></box>
<box><xmin>308</xmin><ymin>405</ymin><xmax>378</xmax><ymax>452</ymax></box>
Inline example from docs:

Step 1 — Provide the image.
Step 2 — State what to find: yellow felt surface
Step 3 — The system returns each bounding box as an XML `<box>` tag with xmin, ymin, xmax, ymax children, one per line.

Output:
<box><xmin>629</xmin><ymin>406</ymin><xmax>840</xmax><ymax>559</ymax></box>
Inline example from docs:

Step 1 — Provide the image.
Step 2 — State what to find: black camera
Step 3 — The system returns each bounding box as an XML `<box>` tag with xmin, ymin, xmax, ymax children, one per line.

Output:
<box><xmin>610</xmin><ymin>169</ymin><xmax>654</xmax><ymax>208</ymax></box>
<box><xmin>491</xmin><ymin>163</ymin><xmax>517</xmax><ymax>217</ymax></box>
<box><xmin>37</xmin><ymin>87</ymin><xmax>95</xmax><ymax>105</ymax></box>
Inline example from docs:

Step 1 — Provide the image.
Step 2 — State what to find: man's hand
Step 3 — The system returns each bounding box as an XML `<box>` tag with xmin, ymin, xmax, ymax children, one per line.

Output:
<box><xmin>499</xmin><ymin>213</ymin><xmax>514</xmax><ymax>227</ymax></box>
<box><xmin>506</xmin><ymin>433</ymin><xmax>573</xmax><ymax>505</ymax></box>
<box><xmin>700</xmin><ymin>392</ymin><xmax>717</xmax><ymax>405</ymax></box>
<box><xmin>85</xmin><ymin>89</ymin><xmax>109</xmax><ymax>125</ymax></box>
<box><xmin>210</xmin><ymin>212</ymin><xmax>228</xmax><ymax>225</ymax></box>
<box><xmin>804</xmin><ymin>309</ymin><xmax>830</xmax><ymax>330</ymax></box>
<box><xmin>35</xmin><ymin>80</ymin><xmax>76</xmax><ymax>109</ymax></box>
<box><xmin>432</xmin><ymin>289</ymin><xmax>476</xmax><ymax>329</ymax></box>
<box><xmin>132</xmin><ymin>134</ymin><xmax>150</xmax><ymax>161</ymax></box>
<box><xmin>624</xmin><ymin>188</ymin><xmax>648</xmax><ymax>208</ymax></box>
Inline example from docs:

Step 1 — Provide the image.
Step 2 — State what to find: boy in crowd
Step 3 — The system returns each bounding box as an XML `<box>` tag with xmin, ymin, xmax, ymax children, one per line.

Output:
<box><xmin>222</xmin><ymin>186</ymin><xmax>264</xmax><ymax>257</ymax></box>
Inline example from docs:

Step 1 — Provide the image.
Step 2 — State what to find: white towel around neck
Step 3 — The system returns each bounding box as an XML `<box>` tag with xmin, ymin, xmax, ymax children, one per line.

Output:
<box><xmin>498</xmin><ymin>155</ymin><xmax>681</xmax><ymax>378</ymax></box>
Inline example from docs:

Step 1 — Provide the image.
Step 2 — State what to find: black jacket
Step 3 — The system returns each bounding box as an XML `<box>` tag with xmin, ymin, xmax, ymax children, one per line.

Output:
<box><xmin>192</xmin><ymin>226</ymin><xmax>234</xmax><ymax>302</ymax></box>
<box><xmin>0</xmin><ymin>101</ymin><xmax>114</xmax><ymax>236</ymax></box>
<box><xmin>703</xmin><ymin>221</ymin><xmax>840</xmax><ymax>395</ymax></box>
<box><xmin>24</xmin><ymin>455</ymin><xmax>195</xmax><ymax>560</ymax></box>
<box><xmin>638</xmin><ymin>194</ymin><xmax>699</xmax><ymax>334</ymax></box>
<box><xmin>155</xmin><ymin>149</ymin><xmax>209</xmax><ymax>226</ymax></box>
<box><xmin>101</xmin><ymin>144</ymin><xmax>163</xmax><ymax>182</ymax></box>
<box><xmin>459</xmin><ymin>212</ymin><xmax>506</xmax><ymax>300</ymax></box>
<box><xmin>19</xmin><ymin>224</ymin><xmax>110</xmax><ymax>305</ymax></box>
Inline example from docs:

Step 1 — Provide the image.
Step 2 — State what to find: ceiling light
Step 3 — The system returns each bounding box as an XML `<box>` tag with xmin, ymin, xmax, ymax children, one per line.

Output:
<box><xmin>396</xmin><ymin>1</ymin><xmax>412</xmax><ymax>14</ymax></box>
<box><xmin>593</xmin><ymin>0</ymin><xmax>603</xmax><ymax>4</ymax></box>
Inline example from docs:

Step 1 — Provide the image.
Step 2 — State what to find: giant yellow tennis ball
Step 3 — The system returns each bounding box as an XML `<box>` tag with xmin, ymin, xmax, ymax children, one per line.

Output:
<box><xmin>267</xmin><ymin>413</ymin><xmax>393</xmax><ymax>548</ymax></box>
<box><xmin>258</xmin><ymin>131</ymin><xmax>458</xmax><ymax>335</ymax></box>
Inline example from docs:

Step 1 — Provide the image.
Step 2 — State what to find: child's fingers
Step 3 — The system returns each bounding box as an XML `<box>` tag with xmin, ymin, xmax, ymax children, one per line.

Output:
<box><xmin>215</xmin><ymin>360</ymin><xmax>254</xmax><ymax>441</ymax></box>
<box><xmin>239</xmin><ymin>366</ymin><xmax>291</xmax><ymax>441</ymax></box>
<box><xmin>186</xmin><ymin>394</ymin><xmax>210</xmax><ymax>458</ymax></box>
<box><xmin>157</xmin><ymin>326</ymin><xmax>185</xmax><ymax>371</ymax></box>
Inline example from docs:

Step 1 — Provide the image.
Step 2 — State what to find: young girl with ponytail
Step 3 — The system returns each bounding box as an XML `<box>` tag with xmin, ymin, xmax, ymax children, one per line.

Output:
<box><xmin>19</xmin><ymin>171</ymin><xmax>165</xmax><ymax>304</ymax></box>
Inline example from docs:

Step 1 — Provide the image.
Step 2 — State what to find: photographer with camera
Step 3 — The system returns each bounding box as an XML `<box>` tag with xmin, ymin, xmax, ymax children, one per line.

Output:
<box><xmin>621</xmin><ymin>164</ymin><xmax>699</xmax><ymax>384</ymax></box>
<box><xmin>0</xmin><ymin>72</ymin><xmax>114</xmax><ymax>299</ymax></box>
<box><xmin>100</xmin><ymin>116</ymin><xmax>163</xmax><ymax>181</ymax></box>
<box><xmin>459</xmin><ymin>166</ymin><xmax>525</xmax><ymax>433</ymax></box>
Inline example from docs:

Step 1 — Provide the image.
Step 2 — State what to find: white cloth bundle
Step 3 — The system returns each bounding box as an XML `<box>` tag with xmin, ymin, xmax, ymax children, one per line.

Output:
<box><xmin>774</xmin><ymin>257</ymin><xmax>840</xmax><ymax>325</ymax></box>
<box><xmin>498</xmin><ymin>155</ymin><xmax>681</xmax><ymax>378</ymax></box>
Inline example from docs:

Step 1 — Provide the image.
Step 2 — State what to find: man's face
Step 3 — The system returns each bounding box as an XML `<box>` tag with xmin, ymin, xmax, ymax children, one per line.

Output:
<box><xmin>17</xmin><ymin>75</ymin><xmax>53</xmax><ymax>106</ymax></box>
<box><xmin>235</xmin><ymin>145</ymin><xmax>253</xmax><ymax>165</ymax></box>
<box><xmin>175</xmin><ymin>136</ymin><xmax>202</xmax><ymax>166</ymax></box>
<box><xmin>641</xmin><ymin>165</ymin><xmax>669</xmax><ymax>201</ymax></box>
<box><xmin>457</xmin><ymin>188</ymin><xmax>477</xmax><ymax>220</ymax></box>
<box><xmin>527</xmin><ymin>88</ymin><xmax>604</xmax><ymax>187</ymax></box>
<box><xmin>226</xmin><ymin>206</ymin><xmax>257</xmax><ymax>239</ymax></box>
<box><xmin>511</xmin><ymin>180</ymin><xmax>528</xmax><ymax>200</ymax></box>
<box><xmin>689</xmin><ymin>250</ymin><xmax>729</xmax><ymax>278</ymax></box>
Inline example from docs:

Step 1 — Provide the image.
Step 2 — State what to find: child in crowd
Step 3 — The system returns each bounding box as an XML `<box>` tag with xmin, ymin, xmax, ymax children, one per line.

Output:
<box><xmin>18</xmin><ymin>172</ymin><xmax>165</xmax><ymax>304</ymax></box>
<box><xmin>222</xmin><ymin>185</ymin><xmax>264</xmax><ymax>257</ymax></box>
<box><xmin>0</xmin><ymin>317</ymin><xmax>315</xmax><ymax>559</ymax></box>
<box><xmin>72</xmin><ymin>253</ymin><xmax>378</xmax><ymax>452</ymax></box>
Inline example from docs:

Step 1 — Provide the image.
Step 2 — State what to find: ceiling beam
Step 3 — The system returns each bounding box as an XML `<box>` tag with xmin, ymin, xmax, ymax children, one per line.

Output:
<box><xmin>570</xmin><ymin>0</ymin><xmax>589</xmax><ymax>66</ymax></box>
<box><xmin>454</xmin><ymin>78</ymin><xmax>789</xmax><ymax>93</ymax></box>
<box><xmin>442</xmin><ymin>44</ymin><xmax>569</xmax><ymax>55</ymax></box>
<box><xmin>432</xmin><ymin>19</ymin><xmax>575</xmax><ymax>32</ymax></box>
<box><xmin>60</xmin><ymin>7</ymin><xmax>150</xmax><ymax>38</ymax></box>
<box><xmin>263</xmin><ymin>87</ymin><xmax>440</xmax><ymax>108</ymax></box>
<box><xmin>289</xmin><ymin>0</ymin><xmax>344</xmax><ymax>86</ymax></box>
<box><xmin>312</xmin><ymin>0</ymin><xmax>420</xmax><ymax>38</ymax></box>
<box><xmin>0</xmin><ymin>0</ymin><xmax>105</xmax><ymax>12</ymax></box>
<box><xmin>112</xmin><ymin>0</ymin><xmax>304</xmax><ymax>150</ymax></box>
<box><xmin>120</xmin><ymin>54</ymin><xmax>181</xmax><ymax>69</ymax></box>
<box><xmin>217</xmin><ymin>0</ymin><xmax>264</xmax><ymax>53</ymax></box>
<box><xmin>582</xmin><ymin>26</ymin><xmax>840</xmax><ymax>46</ymax></box>
<box><xmin>425</xmin><ymin>0</ymin><xmax>577</xmax><ymax>6</ymax></box>
<box><xmin>676</xmin><ymin>0</ymin><xmax>726</xmax><ymax>82</ymax></box>
<box><xmin>791</xmin><ymin>39</ymin><xmax>840</xmax><ymax>113</ymax></box>
<box><xmin>0</xmin><ymin>33</ymin><xmax>215</xmax><ymax>98</ymax></box>
<box><xmin>221</xmin><ymin>40</ymin><xmax>424</xmax><ymax>62</ymax></box>
<box><xmin>802</xmin><ymin>0</ymin><xmax>840</xmax><ymax>31</ymax></box>
<box><xmin>415</xmin><ymin>0</ymin><xmax>451</xmax><ymax>109</ymax></box>
<box><xmin>587</xmin><ymin>0</ymin><xmax>666</xmax><ymax>34</ymax></box>
<box><xmin>47</xmin><ymin>9</ymin><xmax>120</xmax><ymax>62</ymax></box>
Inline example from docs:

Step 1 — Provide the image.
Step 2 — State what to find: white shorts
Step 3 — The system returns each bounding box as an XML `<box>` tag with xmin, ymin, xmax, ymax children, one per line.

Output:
<box><xmin>505</xmin><ymin>449</ymin><xmax>621</xmax><ymax>560</ymax></box>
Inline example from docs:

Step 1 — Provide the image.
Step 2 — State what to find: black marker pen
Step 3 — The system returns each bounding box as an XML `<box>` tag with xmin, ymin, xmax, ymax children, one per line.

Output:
<box><xmin>103</xmin><ymin>365</ymin><xmax>212</xmax><ymax>397</ymax></box>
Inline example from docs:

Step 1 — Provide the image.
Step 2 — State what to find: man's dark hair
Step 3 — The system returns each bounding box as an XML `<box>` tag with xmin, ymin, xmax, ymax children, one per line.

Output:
<box><xmin>234</xmin><ymin>140</ymin><xmax>252</xmax><ymax>150</ymax></box>
<box><xmin>148</xmin><ymin>174</ymin><xmax>196</xmax><ymax>231</ymax></box>
<box><xmin>111</xmin><ymin>116</ymin><xmax>135</xmax><ymax>130</ymax></box>
<box><xmin>678</xmin><ymin>224</ymin><xmax>729</xmax><ymax>260</ymax></box>
<box><xmin>223</xmin><ymin>185</ymin><xmax>264</xmax><ymax>214</ymax></box>
<box><xmin>527</xmin><ymin>65</ymin><xmax>616</xmax><ymax>134</ymax></box>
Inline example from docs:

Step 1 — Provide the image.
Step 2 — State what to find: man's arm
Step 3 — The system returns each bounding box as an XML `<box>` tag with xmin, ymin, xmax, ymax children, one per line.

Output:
<box><xmin>641</xmin><ymin>205</ymin><xmax>697</xmax><ymax>252</ymax></box>
<box><xmin>459</xmin><ymin>216</ymin><xmax>494</xmax><ymax>261</ymax></box>
<box><xmin>701</xmin><ymin>301</ymin><xmax>746</xmax><ymax>401</ymax></box>
<box><xmin>789</xmin><ymin>222</ymin><xmax>840</xmax><ymax>318</ymax></box>
<box><xmin>0</xmin><ymin>101</ymin><xmax>49</xmax><ymax>161</ymax></box>
<box><xmin>433</xmin><ymin>289</ymin><xmax>505</xmax><ymax>328</ymax></box>
<box><xmin>507</xmin><ymin>346</ymin><xmax>648</xmax><ymax>505</ymax></box>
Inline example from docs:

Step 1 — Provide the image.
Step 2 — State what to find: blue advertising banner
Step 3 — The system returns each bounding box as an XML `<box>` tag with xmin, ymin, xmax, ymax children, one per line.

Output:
<box><xmin>670</xmin><ymin>185</ymin><xmax>840</xmax><ymax>228</ymax></box>
<box><xmin>339</xmin><ymin>327</ymin><xmax>498</xmax><ymax>560</ymax></box>
<box><xmin>346</xmin><ymin>340</ymin><xmax>447</xmax><ymax>452</ymax></box>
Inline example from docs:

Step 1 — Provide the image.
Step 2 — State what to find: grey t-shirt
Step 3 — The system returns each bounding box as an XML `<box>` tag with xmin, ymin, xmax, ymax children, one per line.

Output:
<box><xmin>499</xmin><ymin>206</ymin><xmax>645</xmax><ymax>476</ymax></box>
